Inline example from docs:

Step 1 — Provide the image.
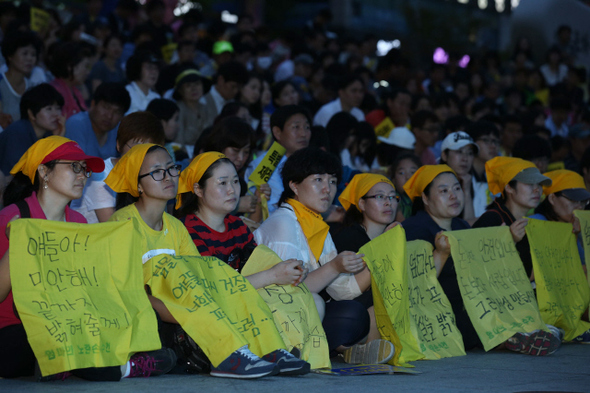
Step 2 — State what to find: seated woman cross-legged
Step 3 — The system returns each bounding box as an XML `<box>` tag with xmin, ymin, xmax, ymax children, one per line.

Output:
<box><xmin>105</xmin><ymin>144</ymin><xmax>308</xmax><ymax>379</ymax></box>
<box><xmin>0</xmin><ymin>136</ymin><xmax>176</xmax><ymax>381</ymax></box>
<box><xmin>254</xmin><ymin>147</ymin><xmax>395</xmax><ymax>365</ymax></box>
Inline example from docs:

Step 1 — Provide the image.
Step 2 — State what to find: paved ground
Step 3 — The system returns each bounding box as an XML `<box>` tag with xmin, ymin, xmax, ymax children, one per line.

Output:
<box><xmin>1</xmin><ymin>343</ymin><xmax>589</xmax><ymax>392</ymax></box>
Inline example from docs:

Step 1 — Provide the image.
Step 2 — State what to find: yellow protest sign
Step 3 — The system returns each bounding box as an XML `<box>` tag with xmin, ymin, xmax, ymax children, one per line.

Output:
<box><xmin>248</xmin><ymin>142</ymin><xmax>286</xmax><ymax>186</ymax></box>
<box><xmin>241</xmin><ymin>245</ymin><xmax>330</xmax><ymax>369</ymax></box>
<box><xmin>161</xmin><ymin>43</ymin><xmax>178</xmax><ymax>64</ymax></box>
<box><xmin>374</xmin><ymin>117</ymin><xmax>395</xmax><ymax>139</ymax></box>
<box><xmin>10</xmin><ymin>219</ymin><xmax>160</xmax><ymax>376</ymax></box>
<box><xmin>445</xmin><ymin>227</ymin><xmax>547</xmax><ymax>351</ymax></box>
<box><xmin>574</xmin><ymin>210</ymin><xmax>590</xmax><ymax>268</ymax></box>
<box><xmin>145</xmin><ymin>254</ymin><xmax>286</xmax><ymax>367</ymax></box>
<box><xmin>526</xmin><ymin>219</ymin><xmax>590</xmax><ymax>341</ymax></box>
<box><xmin>360</xmin><ymin>225</ymin><xmax>424</xmax><ymax>366</ymax></box>
<box><xmin>30</xmin><ymin>7</ymin><xmax>50</xmax><ymax>33</ymax></box>
<box><xmin>406</xmin><ymin>240</ymin><xmax>466</xmax><ymax>359</ymax></box>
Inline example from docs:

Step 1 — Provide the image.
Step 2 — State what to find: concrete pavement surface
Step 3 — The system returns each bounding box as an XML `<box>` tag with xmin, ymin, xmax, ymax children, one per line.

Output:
<box><xmin>1</xmin><ymin>343</ymin><xmax>589</xmax><ymax>392</ymax></box>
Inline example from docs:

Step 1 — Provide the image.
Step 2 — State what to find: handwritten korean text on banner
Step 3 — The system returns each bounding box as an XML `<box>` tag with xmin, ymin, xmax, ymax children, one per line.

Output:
<box><xmin>10</xmin><ymin>219</ymin><xmax>160</xmax><ymax>376</ymax></box>
<box><xmin>445</xmin><ymin>227</ymin><xmax>547</xmax><ymax>351</ymax></box>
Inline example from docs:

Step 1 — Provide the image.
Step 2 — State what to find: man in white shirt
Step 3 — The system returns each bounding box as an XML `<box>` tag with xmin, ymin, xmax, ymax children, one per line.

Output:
<box><xmin>199</xmin><ymin>61</ymin><xmax>248</xmax><ymax>129</ymax></box>
<box><xmin>313</xmin><ymin>74</ymin><xmax>365</xmax><ymax>127</ymax></box>
<box><xmin>245</xmin><ymin>105</ymin><xmax>312</xmax><ymax>212</ymax></box>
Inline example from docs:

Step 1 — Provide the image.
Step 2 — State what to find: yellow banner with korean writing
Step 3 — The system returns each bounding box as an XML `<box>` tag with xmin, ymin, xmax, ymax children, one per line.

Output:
<box><xmin>445</xmin><ymin>227</ymin><xmax>547</xmax><ymax>351</ymax></box>
<box><xmin>526</xmin><ymin>219</ymin><xmax>590</xmax><ymax>341</ymax></box>
<box><xmin>360</xmin><ymin>225</ymin><xmax>424</xmax><ymax>366</ymax></box>
<box><xmin>241</xmin><ymin>245</ymin><xmax>330</xmax><ymax>369</ymax></box>
<box><xmin>30</xmin><ymin>7</ymin><xmax>51</xmax><ymax>33</ymax></box>
<box><xmin>407</xmin><ymin>240</ymin><xmax>466</xmax><ymax>359</ymax></box>
<box><xmin>248</xmin><ymin>142</ymin><xmax>286</xmax><ymax>186</ymax></box>
<box><xmin>9</xmin><ymin>219</ymin><xmax>161</xmax><ymax>377</ymax></box>
<box><xmin>144</xmin><ymin>254</ymin><xmax>286</xmax><ymax>367</ymax></box>
<box><xmin>374</xmin><ymin>117</ymin><xmax>395</xmax><ymax>139</ymax></box>
<box><xmin>574</xmin><ymin>210</ymin><xmax>590</xmax><ymax>286</ymax></box>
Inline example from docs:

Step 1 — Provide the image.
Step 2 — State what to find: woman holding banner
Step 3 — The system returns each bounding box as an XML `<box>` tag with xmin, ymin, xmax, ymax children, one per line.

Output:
<box><xmin>255</xmin><ymin>147</ymin><xmax>396</xmax><ymax>365</ymax></box>
<box><xmin>0</xmin><ymin>136</ymin><xmax>178</xmax><ymax>380</ymax></box>
<box><xmin>106</xmin><ymin>143</ymin><xmax>309</xmax><ymax>379</ymax></box>
<box><xmin>174</xmin><ymin>151</ymin><xmax>305</xmax><ymax>287</ymax></box>
<box><xmin>400</xmin><ymin>164</ymin><xmax>481</xmax><ymax>350</ymax></box>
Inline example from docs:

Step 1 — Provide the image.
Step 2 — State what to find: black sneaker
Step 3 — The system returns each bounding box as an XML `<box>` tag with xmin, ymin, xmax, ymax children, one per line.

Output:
<box><xmin>128</xmin><ymin>348</ymin><xmax>177</xmax><ymax>377</ymax></box>
<box><xmin>262</xmin><ymin>349</ymin><xmax>310</xmax><ymax>376</ymax></box>
<box><xmin>210</xmin><ymin>346</ymin><xmax>279</xmax><ymax>379</ymax></box>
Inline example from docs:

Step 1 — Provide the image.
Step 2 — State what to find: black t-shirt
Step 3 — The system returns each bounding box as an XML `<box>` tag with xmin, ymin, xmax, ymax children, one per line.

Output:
<box><xmin>331</xmin><ymin>223</ymin><xmax>371</xmax><ymax>254</ymax></box>
<box><xmin>472</xmin><ymin>200</ymin><xmax>533</xmax><ymax>278</ymax></box>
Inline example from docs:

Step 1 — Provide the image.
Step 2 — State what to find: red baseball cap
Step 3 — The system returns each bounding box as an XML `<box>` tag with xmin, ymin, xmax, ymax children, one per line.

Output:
<box><xmin>42</xmin><ymin>141</ymin><xmax>105</xmax><ymax>173</ymax></box>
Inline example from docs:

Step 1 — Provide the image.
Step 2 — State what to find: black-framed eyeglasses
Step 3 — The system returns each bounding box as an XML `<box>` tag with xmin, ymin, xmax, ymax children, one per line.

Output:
<box><xmin>362</xmin><ymin>194</ymin><xmax>400</xmax><ymax>202</ymax></box>
<box><xmin>138</xmin><ymin>165</ymin><xmax>181</xmax><ymax>181</ymax></box>
<box><xmin>55</xmin><ymin>161</ymin><xmax>92</xmax><ymax>178</ymax></box>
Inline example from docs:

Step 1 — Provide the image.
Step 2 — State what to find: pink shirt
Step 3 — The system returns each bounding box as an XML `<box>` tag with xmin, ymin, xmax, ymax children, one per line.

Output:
<box><xmin>50</xmin><ymin>78</ymin><xmax>88</xmax><ymax>119</ymax></box>
<box><xmin>0</xmin><ymin>192</ymin><xmax>86</xmax><ymax>329</ymax></box>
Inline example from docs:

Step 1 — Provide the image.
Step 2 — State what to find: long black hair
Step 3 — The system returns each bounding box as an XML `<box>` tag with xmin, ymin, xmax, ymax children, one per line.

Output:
<box><xmin>3</xmin><ymin>162</ymin><xmax>57</xmax><ymax>207</ymax></box>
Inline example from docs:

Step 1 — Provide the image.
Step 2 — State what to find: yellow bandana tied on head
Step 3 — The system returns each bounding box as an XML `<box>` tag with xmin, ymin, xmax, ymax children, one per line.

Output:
<box><xmin>339</xmin><ymin>173</ymin><xmax>395</xmax><ymax>211</ymax></box>
<box><xmin>403</xmin><ymin>164</ymin><xmax>455</xmax><ymax>202</ymax></box>
<box><xmin>542</xmin><ymin>169</ymin><xmax>586</xmax><ymax>196</ymax></box>
<box><xmin>287</xmin><ymin>198</ymin><xmax>329</xmax><ymax>262</ymax></box>
<box><xmin>105</xmin><ymin>143</ymin><xmax>156</xmax><ymax>197</ymax></box>
<box><xmin>176</xmin><ymin>152</ymin><xmax>226</xmax><ymax>209</ymax></box>
<box><xmin>10</xmin><ymin>136</ymin><xmax>72</xmax><ymax>183</ymax></box>
<box><xmin>485</xmin><ymin>156</ymin><xmax>536</xmax><ymax>196</ymax></box>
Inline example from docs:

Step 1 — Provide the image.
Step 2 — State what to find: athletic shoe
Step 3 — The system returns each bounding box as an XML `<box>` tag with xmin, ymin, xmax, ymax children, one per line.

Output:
<box><xmin>505</xmin><ymin>328</ymin><xmax>562</xmax><ymax>356</ymax></box>
<box><xmin>128</xmin><ymin>348</ymin><xmax>177</xmax><ymax>377</ymax></box>
<box><xmin>342</xmin><ymin>339</ymin><xmax>395</xmax><ymax>364</ymax></box>
<box><xmin>572</xmin><ymin>328</ymin><xmax>590</xmax><ymax>344</ymax></box>
<box><xmin>262</xmin><ymin>349</ymin><xmax>311</xmax><ymax>375</ymax></box>
<box><xmin>210</xmin><ymin>346</ymin><xmax>279</xmax><ymax>379</ymax></box>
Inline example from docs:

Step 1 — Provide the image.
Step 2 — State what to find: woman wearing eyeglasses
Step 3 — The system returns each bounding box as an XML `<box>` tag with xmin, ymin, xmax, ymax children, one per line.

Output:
<box><xmin>106</xmin><ymin>144</ymin><xmax>307</xmax><ymax>379</ymax></box>
<box><xmin>530</xmin><ymin>170</ymin><xmax>590</xmax><ymax>275</ymax></box>
<box><xmin>330</xmin><ymin>173</ymin><xmax>398</xmax><ymax>344</ymax></box>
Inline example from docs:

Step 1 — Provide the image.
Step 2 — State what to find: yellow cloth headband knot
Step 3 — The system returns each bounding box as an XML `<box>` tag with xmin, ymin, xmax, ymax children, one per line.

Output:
<box><xmin>176</xmin><ymin>152</ymin><xmax>227</xmax><ymax>209</ymax></box>
<box><xmin>403</xmin><ymin>164</ymin><xmax>456</xmax><ymax>202</ymax></box>
<box><xmin>105</xmin><ymin>143</ymin><xmax>157</xmax><ymax>197</ymax></box>
<box><xmin>11</xmin><ymin>136</ymin><xmax>74</xmax><ymax>183</ymax></box>
<box><xmin>338</xmin><ymin>173</ymin><xmax>395</xmax><ymax>211</ymax></box>
<box><xmin>485</xmin><ymin>156</ymin><xmax>541</xmax><ymax>196</ymax></box>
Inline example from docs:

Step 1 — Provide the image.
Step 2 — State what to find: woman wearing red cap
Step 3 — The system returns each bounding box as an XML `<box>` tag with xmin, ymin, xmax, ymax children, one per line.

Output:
<box><xmin>0</xmin><ymin>137</ymin><xmax>179</xmax><ymax>381</ymax></box>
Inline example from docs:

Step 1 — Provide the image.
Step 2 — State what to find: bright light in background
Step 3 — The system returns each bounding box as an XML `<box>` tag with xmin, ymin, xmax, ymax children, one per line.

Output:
<box><xmin>377</xmin><ymin>39</ymin><xmax>401</xmax><ymax>56</ymax></box>
<box><xmin>373</xmin><ymin>80</ymin><xmax>390</xmax><ymax>89</ymax></box>
<box><xmin>221</xmin><ymin>10</ymin><xmax>238</xmax><ymax>24</ymax></box>
<box><xmin>478</xmin><ymin>0</ymin><xmax>488</xmax><ymax>9</ymax></box>
<box><xmin>433</xmin><ymin>48</ymin><xmax>470</xmax><ymax>68</ymax></box>
<box><xmin>495</xmin><ymin>0</ymin><xmax>505</xmax><ymax>12</ymax></box>
<box><xmin>511</xmin><ymin>0</ymin><xmax>520</xmax><ymax>7</ymax></box>
<box><xmin>174</xmin><ymin>0</ymin><xmax>202</xmax><ymax>16</ymax></box>
<box><xmin>433</xmin><ymin>47</ymin><xmax>448</xmax><ymax>64</ymax></box>
<box><xmin>457</xmin><ymin>0</ymin><xmax>469</xmax><ymax>3</ymax></box>
<box><xmin>458</xmin><ymin>55</ymin><xmax>470</xmax><ymax>68</ymax></box>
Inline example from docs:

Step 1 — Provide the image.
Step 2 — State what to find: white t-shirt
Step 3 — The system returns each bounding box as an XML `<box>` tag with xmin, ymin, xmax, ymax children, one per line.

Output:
<box><xmin>254</xmin><ymin>203</ymin><xmax>362</xmax><ymax>301</ymax></box>
<box><xmin>125</xmin><ymin>82</ymin><xmax>161</xmax><ymax>114</ymax></box>
<box><xmin>313</xmin><ymin>98</ymin><xmax>365</xmax><ymax>127</ymax></box>
<box><xmin>74</xmin><ymin>157</ymin><xmax>117</xmax><ymax>223</ymax></box>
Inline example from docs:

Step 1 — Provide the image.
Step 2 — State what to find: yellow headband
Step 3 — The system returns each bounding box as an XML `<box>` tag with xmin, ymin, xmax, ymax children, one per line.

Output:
<box><xmin>485</xmin><ymin>156</ymin><xmax>536</xmax><ymax>195</ymax></box>
<box><xmin>174</xmin><ymin>69</ymin><xmax>202</xmax><ymax>87</ymax></box>
<box><xmin>403</xmin><ymin>164</ymin><xmax>456</xmax><ymax>201</ymax></box>
<box><xmin>10</xmin><ymin>136</ymin><xmax>72</xmax><ymax>183</ymax></box>
<box><xmin>338</xmin><ymin>173</ymin><xmax>395</xmax><ymax>211</ymax></box>
<box><xmin>543</xmin><ymin>169</ymin><xmax>586</xmax><ymax>195</ymax></box>
<box><xmin>105</xmin><ymin>143</ymin><xmax>156</xmax><ymax>197</ymax></box>
<box><xmin>176</xmin><ymin>152</ymin><xmax>227</xmax><ymax>209</ymax></box>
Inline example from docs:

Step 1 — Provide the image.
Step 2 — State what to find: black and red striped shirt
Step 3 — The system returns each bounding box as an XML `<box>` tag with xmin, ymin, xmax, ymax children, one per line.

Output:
<box><xmin>181</xmin><ymin>213</ymin><xmax>256</xmax><ymax>272</ymax></box>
